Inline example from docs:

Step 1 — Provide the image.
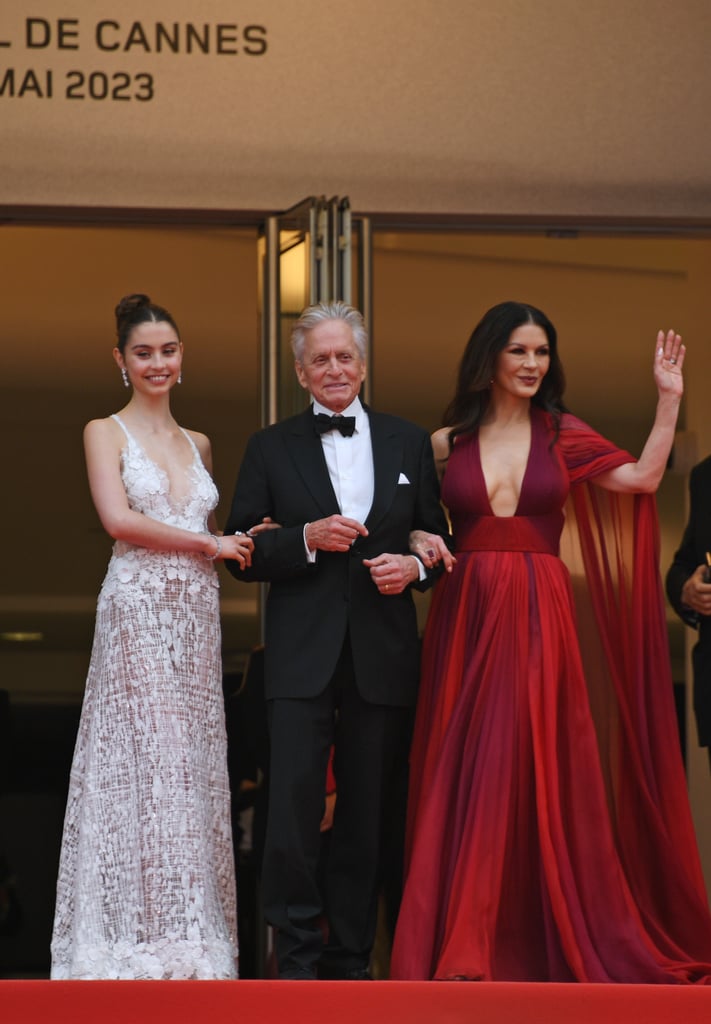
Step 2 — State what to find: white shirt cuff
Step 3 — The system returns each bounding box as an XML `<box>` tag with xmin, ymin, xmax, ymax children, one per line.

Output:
<box><xmin>304</xmin><ymin>524</ymin><xmax>317</xmax><ymax>563</ymax></box>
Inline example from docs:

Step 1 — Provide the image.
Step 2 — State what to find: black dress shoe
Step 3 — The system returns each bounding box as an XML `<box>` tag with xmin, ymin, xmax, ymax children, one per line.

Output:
<box><xmin>279</xmin><ymin>967</ymin><xmax>317</xmax><ymax>980</ymax></box>
<box><xmin>318</xmin><ymin>963</ymin><xmax>372</xmax><ymax>980</ymax></box>
<box><xmin>343</xmin><ymin>968</ymin><xmax>372</xmax><ymax>980</ymax></box>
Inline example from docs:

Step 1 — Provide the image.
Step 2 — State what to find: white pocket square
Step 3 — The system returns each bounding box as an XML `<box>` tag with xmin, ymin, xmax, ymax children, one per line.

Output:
<box><xmin>398</xmin><ymin>472</ymin><xmax>410</xmax><ymax>485</ymax></box>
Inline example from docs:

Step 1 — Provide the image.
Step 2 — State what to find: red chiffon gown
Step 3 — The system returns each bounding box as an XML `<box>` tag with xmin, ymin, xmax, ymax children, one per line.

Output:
<box><xmin>390</xmin><ymin>407</ymin><xmax>711</xmax><ymax>983</ymax></box>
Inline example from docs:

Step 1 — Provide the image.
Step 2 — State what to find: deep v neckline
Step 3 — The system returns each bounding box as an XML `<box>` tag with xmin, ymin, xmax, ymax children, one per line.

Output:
<box><xmin>474</xmin><ymin>413</ymin><xmax>536</xmax><ymax>519</ymax></box>
<box><xmin>113</xmin><ymin>414</ymin><xmax>200</xmax><ymax>505</ymax></box>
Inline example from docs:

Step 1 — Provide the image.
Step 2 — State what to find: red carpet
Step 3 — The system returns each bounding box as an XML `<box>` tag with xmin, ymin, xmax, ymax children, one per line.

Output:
<box><xmin>2</xmin><ymin>980</ymin><xmax>710</xmax><ymax>1024</ymax></box>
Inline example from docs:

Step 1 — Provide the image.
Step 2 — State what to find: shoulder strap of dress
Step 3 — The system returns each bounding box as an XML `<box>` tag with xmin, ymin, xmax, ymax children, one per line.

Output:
<box><xmin>179</xmin><ymin>426</ymin><xmax>201</xmax><ymax>460</ymax></box>
<box><xmin>111</xmin><ymin>413</ymin><xmax>132</xmax><ymax>442</ymax></box>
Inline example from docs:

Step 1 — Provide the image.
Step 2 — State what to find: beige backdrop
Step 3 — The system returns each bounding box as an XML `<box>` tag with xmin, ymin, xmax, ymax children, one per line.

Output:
<box><xmin>2</xmin><ymin>0</ymin><xmax>711</xmax><ymax>216</ymax></box>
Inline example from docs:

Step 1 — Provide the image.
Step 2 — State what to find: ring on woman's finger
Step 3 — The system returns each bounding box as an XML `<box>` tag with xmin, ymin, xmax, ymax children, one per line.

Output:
<box><xmin>426</xmin><ymin>548</ymin><xmax>436</xmax><ymax>558</ymax></box>
<box><xmin>669</xmin><ymin>357</ymin><xmax>676</xmax><ymax>364</ymax></box>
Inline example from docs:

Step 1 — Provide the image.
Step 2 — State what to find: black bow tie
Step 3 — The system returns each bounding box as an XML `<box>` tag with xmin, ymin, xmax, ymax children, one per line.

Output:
<box><xmin>313</xmin><ymin>413</ymin><xmax>356</xmax><ymax>437</ymax></box>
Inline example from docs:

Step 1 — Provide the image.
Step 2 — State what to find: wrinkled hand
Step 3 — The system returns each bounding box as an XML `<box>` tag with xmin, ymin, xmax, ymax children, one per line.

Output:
<box><xmin>220</xmin><ymin>532</ymin><xmax>254</xmax><ymax>568</ymax></box>
<box><xmin>681</xmin><ymin>564</ymin><xmax>711</xmax><ymax>617</ymax></box>
<box><xmin>654</xmin><ymin>329</ymin><xmax>685</xmax><ymax>398</ymax></box>
<box><xmin>363</xmin><ymin>553</ymin><xmax>419</xmax><ymax>594</ymax></box>
<box><xmin>306</xmin><ymin>515</ymin><xmax>368</xmax><ymax>552</ymax></box>
<box><xmin>409</xmin><ymin>529</ymin><xmax>455</xmax><ymax>573</ymax></box>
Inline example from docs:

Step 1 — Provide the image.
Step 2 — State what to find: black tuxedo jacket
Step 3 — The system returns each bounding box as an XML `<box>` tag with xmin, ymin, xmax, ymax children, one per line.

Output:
<box><xmin>224</xmin><ymin>406</ymin><xmax>449</xmax><ymax>707</ymax></box>
<box><xmin>666</xmin><ymin>455</ymin><xmax>711</xmax><ymax>745</ymax></box>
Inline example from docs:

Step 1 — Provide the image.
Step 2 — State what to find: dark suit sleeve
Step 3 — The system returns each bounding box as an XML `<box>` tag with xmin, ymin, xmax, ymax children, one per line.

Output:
<box><xmin>666</xmin><ymin>463</ymin><xmax>706</xmax><ymax>629</ymax></box>
<box><xmin>223</xmin><ymin>432</ymin><xmax>315</xmax><ymax>583</ymax></box>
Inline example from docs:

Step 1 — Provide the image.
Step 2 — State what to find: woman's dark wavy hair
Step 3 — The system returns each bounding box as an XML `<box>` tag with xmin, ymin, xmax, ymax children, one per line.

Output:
<box><xmin>114</xmin><ymin>293</ymin><xmax>179</xmax><ymax>353</ymax></box>
<box><xmin>443</xmin><ymin>301</ymin><xmax>567</xmax><ymax>444</ymax></box>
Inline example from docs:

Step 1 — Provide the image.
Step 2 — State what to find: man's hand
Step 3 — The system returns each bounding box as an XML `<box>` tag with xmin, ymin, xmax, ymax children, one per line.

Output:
<box><xmin>681</xmin><ymin>564</ymin><xmax>711</xmax><ymax>617</ymax></box>
<box><xmin>305</xmin><ymin>515</ymin><xmax>368</xmax><ymax>552</ymax></box>
<box><xmin>363</xmin><ymin>553</ymin><xmax>420</xmax><ymax>594</ymax></box>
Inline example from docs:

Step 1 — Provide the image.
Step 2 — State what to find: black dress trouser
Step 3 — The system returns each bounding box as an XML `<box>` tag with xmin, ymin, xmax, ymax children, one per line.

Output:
<box><xmin>261</xmin><ymin>634</ymin><xmax>405</xmax><ymax>977</ymax></box>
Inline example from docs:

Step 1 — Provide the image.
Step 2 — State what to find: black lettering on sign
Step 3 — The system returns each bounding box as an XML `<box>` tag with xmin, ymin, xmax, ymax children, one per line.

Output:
<box><xmin>123</xmin><ymin>22</ymin><xmax>151</xmax><ymax>52</ymax></box>
<box><xmin>155</xmin><ymin>22</ymin><xmax>180</xmax><ymax>54</ymax></box>
<box><xmin>95</xmin><ymin>21</ymin><xmax>120</xmax><ymax>52</ymax></box>
<box><xmin>244</xmin><ymin>25</ymin><xmax>268</xmax><ymax>55</ymax></box>
<box><xmin>65</xmin><ymin>70</ymin><xmax>84</xmax><ymax>98</ymax></box>
<box><xmin>89</xmin><ymin>21</ymin><xmax>269</xmax><ymax>55</ymax></box>
<box><xmin>215</xmin><ymin>24</ymin><xmax>238</xmax><ymax>55</ymax></box>
<box><xmin>112</xmin><ymin>71</ymin><xmax>131</xmax><ymax>99</ymax></box>
<box><xmin>186</xmin><ymin>24</ymin><xmax>210</xmax><ymax>54</ymax></box>
<box><xmin>65</xmin><ymin>70</ymin><xmax>154</xmax><ymax>101</ymax></box>
<box><xmin>25</xmin><ymin>18</ymin><xmax>79</xmax><ymax>49</ymax></box>
<box><xmin>0</xmin><ymin>67</ymin><xmax>53</xmax><ymax>97</ymax></box>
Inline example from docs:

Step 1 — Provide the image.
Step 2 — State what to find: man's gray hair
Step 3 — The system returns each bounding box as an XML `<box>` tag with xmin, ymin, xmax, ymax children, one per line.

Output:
<box><xmin>291</xmin><ymin>301</ymin><xmax>368</xmax><ymax>362</ymax></box>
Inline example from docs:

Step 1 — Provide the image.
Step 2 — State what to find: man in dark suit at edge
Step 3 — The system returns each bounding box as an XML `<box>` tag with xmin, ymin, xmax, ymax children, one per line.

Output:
<box><xmin>666</xmin><ymin>455</ymin><xmax>711</xmax><ymax>771</ymax></box>
<box><xmin>224</xmin><ymin>301</ymin><xmax>450</xmax><ymax>979</ymax></box>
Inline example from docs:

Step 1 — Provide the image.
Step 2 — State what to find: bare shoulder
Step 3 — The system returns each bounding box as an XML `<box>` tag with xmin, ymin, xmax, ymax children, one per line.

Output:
<box><xmin>83</xmin><ymin>414</ymin><xmax>123</xmax><ymax>445</ymax></box>
<box><xmin>185</xmin><ymin>428</ymin><xmax>212</xmax><ymax>463</ymax></box>
<box><xmin>82</xmin><ymin>416</ymin><xmax>127</xmax><ymax>476</ymax></box>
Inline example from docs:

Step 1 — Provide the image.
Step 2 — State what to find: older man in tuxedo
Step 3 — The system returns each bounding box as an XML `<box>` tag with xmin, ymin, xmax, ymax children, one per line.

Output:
<box><xmin>224</xmin><ymin>301</ymin><xmax>449</xmax><ymax>980</ymax></box>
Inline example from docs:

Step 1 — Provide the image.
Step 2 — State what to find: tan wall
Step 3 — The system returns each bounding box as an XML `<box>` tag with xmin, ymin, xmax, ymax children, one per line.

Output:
<box><xmin>2</xmin><ymin>0</ymin><xmax>710</xmax><ymax>216</ymax></box>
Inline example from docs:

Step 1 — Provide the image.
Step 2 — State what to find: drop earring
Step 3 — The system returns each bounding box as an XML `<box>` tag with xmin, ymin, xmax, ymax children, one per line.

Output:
<box><xmin>121</xmin><ymin>367</ymin><xmax>130</xmax><ymax>388</ymax></box>
<box><xmin>178</xmin><ymin>371</ymin><xmax>183</xmax><ymax>384</ymax></box>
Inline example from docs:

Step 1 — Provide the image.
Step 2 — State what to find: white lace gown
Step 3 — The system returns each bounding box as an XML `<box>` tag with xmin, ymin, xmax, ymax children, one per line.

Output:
<box><xmin>51</xmin><ymin>415</ymin><xmax>238</xmax><ymax>979</ymax></box>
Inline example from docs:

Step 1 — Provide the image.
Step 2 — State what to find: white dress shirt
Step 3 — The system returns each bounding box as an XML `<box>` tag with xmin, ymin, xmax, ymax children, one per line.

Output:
<box><xmin>304</xmin><ymin>397</ymin><xmax>425</xmax><ymax>580</ymax></box>
<box><xmin>304</xmin><ymin>397</ymin><xmax>373</xmax><ymax>561</ymax></box>
<box><xmin>313</xmin><ymin>396</ymin><xmax>374</xmax><ymax>523</ymax></box>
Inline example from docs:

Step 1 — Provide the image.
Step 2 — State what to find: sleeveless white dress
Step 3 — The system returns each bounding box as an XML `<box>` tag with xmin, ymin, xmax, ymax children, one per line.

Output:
<box><xmin>51</xmin><ymin>415</ymin><xmax>238</xmax><ymax>979</ymax></box>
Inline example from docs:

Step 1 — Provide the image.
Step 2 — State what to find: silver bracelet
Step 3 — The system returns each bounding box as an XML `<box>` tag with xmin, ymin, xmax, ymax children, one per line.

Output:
<box><xmin>203</xmin><ymin>534</ymin><xmax>222</xmax><ymax>560</ymax></box>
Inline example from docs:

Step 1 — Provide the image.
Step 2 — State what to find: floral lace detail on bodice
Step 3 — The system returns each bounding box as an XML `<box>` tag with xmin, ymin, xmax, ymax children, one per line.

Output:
<box><xmin>112</xmin><ymin>413</ymin><xmax>218</xmax><ymax>530</ymax></box>
<box><xmin>103</xmin><ymin>415</ymin><xmax>221</xmax><ymax>605</ymax></box>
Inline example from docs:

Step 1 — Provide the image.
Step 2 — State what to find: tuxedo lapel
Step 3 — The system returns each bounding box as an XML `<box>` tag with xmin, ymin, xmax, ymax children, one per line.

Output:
<box><xmin>284</xmin><ymin>409</ymin><xmax>341</xmax><ymax>517</ymax></box>
<box><xmin>365</xmin><ymin>411</ymin><xmax>404</xmax><ymax>533</ymax></box>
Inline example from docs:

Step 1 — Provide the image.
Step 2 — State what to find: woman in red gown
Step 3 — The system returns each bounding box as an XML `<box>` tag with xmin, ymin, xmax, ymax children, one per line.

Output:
<box><xmin>391</xmin><ymin>301</ymin><xmax>711</xmax><ymax>983</ymax></box>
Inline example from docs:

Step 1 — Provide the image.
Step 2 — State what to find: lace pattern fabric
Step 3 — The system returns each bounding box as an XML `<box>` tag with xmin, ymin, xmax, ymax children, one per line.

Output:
<box><xmin>51</xmin><ymin>415</ymin><xmax>238</xmax><ymax>979</ymax></box>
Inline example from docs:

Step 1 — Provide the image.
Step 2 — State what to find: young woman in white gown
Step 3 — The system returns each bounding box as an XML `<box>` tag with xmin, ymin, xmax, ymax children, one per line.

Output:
<box><xmin>51</xmin><ymin>294</ymin><xmax>254</xmax><ymax>979</ymax></box>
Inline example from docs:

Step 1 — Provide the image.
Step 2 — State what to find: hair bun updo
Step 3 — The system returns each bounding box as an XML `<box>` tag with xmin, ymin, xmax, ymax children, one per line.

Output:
<box><xmin>115</xmin><ymin>293</ymin><xmax>152</xmax><ymax>334</ymax></box>
<box><xmin>114</xmin><ymin>293</ymin><xmax>179</xmax><ymax>353</ymax></box>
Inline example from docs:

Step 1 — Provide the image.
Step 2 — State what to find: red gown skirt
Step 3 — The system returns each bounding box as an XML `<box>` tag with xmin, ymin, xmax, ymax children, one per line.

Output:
<box><xmin>390</xmin><ymin>409</ymin><xmax>711</xmax><ymax>983</ymax></box>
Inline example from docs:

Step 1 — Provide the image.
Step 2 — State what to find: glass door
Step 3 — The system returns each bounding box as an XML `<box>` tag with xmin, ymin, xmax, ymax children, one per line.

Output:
<box><xmin>258</xmin><ymin>196</ymin><xmax>372</xmax><ymax>426</ymax></box>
